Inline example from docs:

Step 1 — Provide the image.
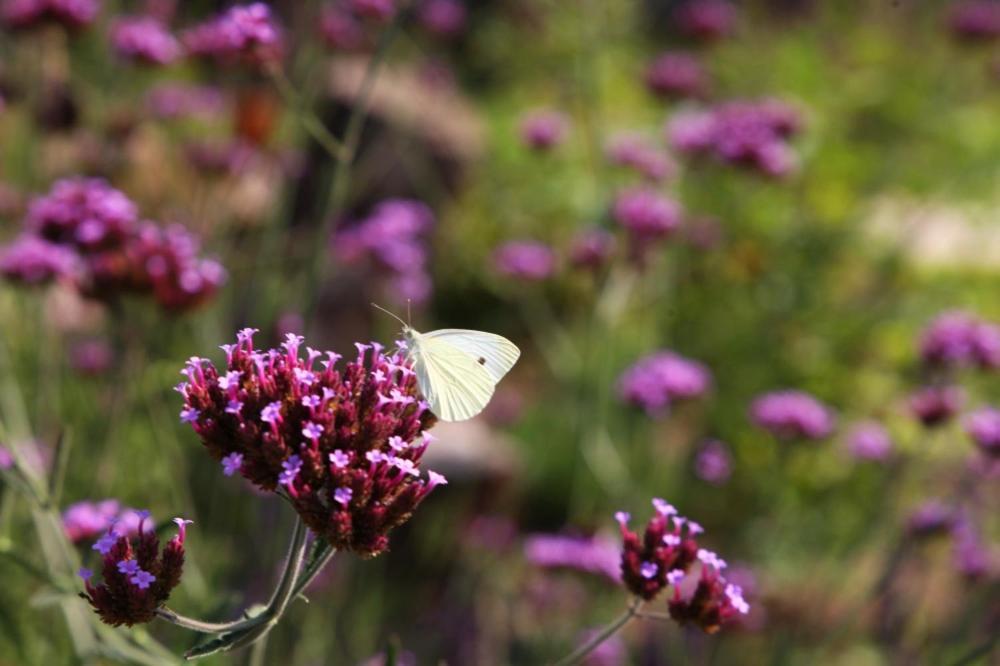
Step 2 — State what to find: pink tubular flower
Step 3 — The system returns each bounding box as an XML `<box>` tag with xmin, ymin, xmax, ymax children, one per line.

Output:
<box><xmin>618</xmin><ymin>350</ymin><xmax>712</xmax><ymax>415</ymax></box>
<box><xmin>178</xmin><ymin>330</ymin><xmax>442</xmax><ymax>557</ymax></box>
<box><xmin>493</xmin><ymin>240</ymin><xmax>556</xmax><ymax>281</ymax></box>
<box><xmin>523</xmin><ymin>534</ymin><xmax>621</xmax><ymax>582</ymax></box>
<box><xmin>965</xmin><ymin>408</ymin><xmax>1000</xmax><ymax>457</ymax></box>
<box><xmin>519</xmin><ymin>110</ymin><xmax>570</xmax><ymax>151</ymax></box>
<box><xmin>79</xmin><ymin>511</ymin><xmax>188</xmax><ymax>626</ymax></box>
<box><xmin>750</xmin><ymin>390</ymin><xmax>835</xmax><ymax>440</ymax></box>
<box><xmin>1</xmin><ymin>0</ymin><xmax>101</xmax><ymax>31</ymax></box>
<box><xmin>645</xmin><ymin>52</ymin><xmax>709</xmax><ymax>99</ymax></box>
<box><xmin>109</xmin><ymin>16</ymin><xmax>181</xmax><ymax>66</ymax></box>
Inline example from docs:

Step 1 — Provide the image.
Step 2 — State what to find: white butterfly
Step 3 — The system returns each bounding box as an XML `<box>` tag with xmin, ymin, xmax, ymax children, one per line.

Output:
<box><xmin>374</xmin><ymin>304</ymin><xmax>520</xmax><ymax>422</ymax></box>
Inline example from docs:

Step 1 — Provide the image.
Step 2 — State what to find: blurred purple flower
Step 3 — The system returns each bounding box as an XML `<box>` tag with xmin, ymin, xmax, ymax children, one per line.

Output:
<box><xmin>605</xmin><ymin>134</ymin><xmax>676</xmax><ymax>182</ymax></box>
<box><xmin>146</xmin><ymin>84</ymin><xmax>226</xmax><ymax>120</ymax></box>
<box><xmin>909</xmin><ymin>385</ymin><xmax>964</xmax><ymax>427</ymax></box>
<box><xmin>965</xmin><ymin>407</ymin><xmax>1000</xmax><ymax>457</ymax></box>
<box><xmin>618</xmin><ymin>350</ymin><xmax>712</xmax><ymax>415</ymax></box>
<box><xmin>493</xmin><ymin>240</ymin><xmax>555</xmax><ymax>281</ymax></box>
<box><xmin>844</xmin><ymin>421</ymin><xmax>893</xmax><ymax>462</ymax></box>
<box><xmin>110</xmin><ymin>15</ymin><xmax>181</xmax><ymax>65</ymax></box>
<box><xmin>695</xmin><ymin>440</ymin><xmax>732</xmax><ymax>484</ymax></box>
<box><xmin>951</xmin><ymin>519</ymin><xmax>993</xmax><ymax>579</ymax></box>
<box><xmin>27</xmin><ymin>177</ymin><xmax>138</xmax><ymax>246</ymax></box>
<box><xmin>568</xmin><ymin>228</ymin><xmax>616</xmax><ymax>270</ymax></box>
<box><xmin>948</xmin><ymin>0</ymin><xmax>1000</xmax><ymax>42</ymax></box>
<box><xmin>519</xmin><ymin>110</ymin><xmax>570</xmax><ymax>151</ymax></box>
<box><xmin>350</xmin><ymin>0</ymin><xmax>395</xmax><ymax>21</ymax></box>
<box><xmin>645</xmin><ymin>51</ymin><xmax>709</xmax><ymax>99</ymax></box>
<box><xmin>674</xmin><ymin>0</ymin><xmax>737</xmax><ymax>42</ymax></box>
<box><xmin>919</xmin><ymin>311</ymin><xmax>1000</xmax><ymax>370</ymax></box>
<box><xmin>612</xmin><ymin>188</ymin><xmax>682</xmax><ymax>241</ymax></box>
<box><xmin>181</xmin><ymin>2</ymin><xmax>283</xmax><ymax>67</ymax></box>
<box><xmin>62</xmin><ymin>499</ymin><xmax>147</xmax><ymax>542</ymax></box>
<box><xmin>906</xmin><ymin>500</ymin><xmax>954</xmax><ymax>537</ymax></box>
<box><xmin>576</xmin><ymin>628</ymin><xmax>626</xmax><ymax>666</ymax></box>
<box><xmin>69</xmin><ymin>338</ymin><xmax>113</xmax><ymax>376</ymax></box>
<box><xmin>418</xmin><ymin>0</ymin><xmax>466</xmax><ymax>38</ymax></box>
<box><xmin>750</xmin><ymin>390</ymin><xmax>834</xmax><ymax>440</ymax></box>
<box><xmin>0</xmin><ymin>235</ymin><xmax>79</xmax><ymax>285</ymax></box>
<box><xmin>524</xmin><ymin>534</ymin><xmax>621</xmax><ymax>582</ymax></box>
<box><xmin>1</xmin><ymin>0</ymin><xmax>100</xmax><ymax>30</ymax></box>
<box><xmin>320</xmin><ymin>5</ymin><xmax>367</xmax><ymax>51</ymax></box>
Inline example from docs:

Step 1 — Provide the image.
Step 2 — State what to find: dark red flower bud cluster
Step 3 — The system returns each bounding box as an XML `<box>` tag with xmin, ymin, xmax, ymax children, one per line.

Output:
<box><xmin>79</xmin><ymin>512</ymin><xmax>189</xmax><ymax>627</ymax></box>
<box><xmin>179</xmin><ymin>329</ymin><xmax>446</xmax><ymax>558</ymax></box>
<box><xmin>616</xmin><ymin>499</ymin><xmax>749</xmax><ymax>633</ymax></box>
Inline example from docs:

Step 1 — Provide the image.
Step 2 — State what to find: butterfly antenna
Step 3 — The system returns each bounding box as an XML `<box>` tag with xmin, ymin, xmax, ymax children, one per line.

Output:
<box><xmin>370</xmin><ymin>302</ymin><xmax>407</xmax><ymax>327</ymax></box>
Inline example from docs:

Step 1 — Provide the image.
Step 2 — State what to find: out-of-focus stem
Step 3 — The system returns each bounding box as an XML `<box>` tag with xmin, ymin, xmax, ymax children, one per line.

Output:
<box><xmin>551</xmin><ymin>599</ymin><xmax>642</xmax><ymax>666</ymax></box>
<box><xmin>268</xmin><ymin>64</ymin><xmax>343</xmax><ymax>160</ymax></box>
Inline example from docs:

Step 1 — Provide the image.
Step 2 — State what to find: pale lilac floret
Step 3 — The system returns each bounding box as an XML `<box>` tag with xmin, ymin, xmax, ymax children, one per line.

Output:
<box><xmin>117</xmin><ymin>559</ymin><xmax>140</xmax><ymax>575</ymax></box>
<box><xmin>334</xmin><ymin>486</ymin><xmax>353</xmax><ymax>506</ymax></box>
<box><xmin>697</xmin><ymin>548</ymin><xmax>727</xmax><ymax>570</ymax></box>
<box><xmin>302</xmin><ymin>394</ymin><xmax>321</xmax><ymax>408</ymax></box>
<box><xmin>667</xmin><ymin>569</ymin><xmax>686</xmax><ymax>586</ymax></box>
<box><xmin>179</xmin><ymin>407</ymin><xmax>200</xmax><ymax>424</ymax></box>
<box><xmin>663</xmin><ymin>533</ymin><xmax>681</xmax><ymax>547</ymax></box>
<box><xmin>78</xmin><ymin>567</ymin><xmax>93</xmax><ymax>581</ymax></box>
<box><xmin>217</xmin><ymin>370</ymin><xmax>242</xmax><ymax>390</ymax></box>
<box><xmin>278</xmin><ymin>455</ymin><xmax>302</xmax><ymax>486</ymax></box>
<box><xmin>725</xmin><ymin>583</ymin><xmax>750</xmax><ymax>614</ymax></box>
<box><xmin>221</xmin><ymin>452</ymin><xmax>244</xmax><ymax>476</ymax></box>
<box><xmin>92</xmin><ymin>531</ymin><xmax>118</xmax><ymax>555</ymax></box>
<box><xmin>427</xmin><ymin>470</ymin><xmax>448</xmax><ymax>487</ymax></box>
<box><xmin>130</xmin><ymin>569</ymin><xmax>156</xmax><ymax>590</ymax></box>
<box><xmin>653</xmin><ymin>498</ymin><xmax>678</xmax><ymax>516</ymax></box>
<box><xmin>687</xmin><ymin>521</ymin><xmax>704</xmax><ymax>535</ymax></box>
<box><xmin>640</xmin><ymin>561</ymin><xmax>659</xmax><ymax>579</ymax></box>
<box><xmin>302</xmin><ymin>421</ymin><xmax>324</xmax><ymax>440</ymax></box>
<box><xmin>394</xmin><ymin>458</ymin><xmax>419</xmax><ymax>477</ymax></box>
<box><xmin>261</xmin><ymin>401</ymin><xmax>282</xmax><ymax>424</ymax></box>
<box><xmin>366</xmin><ymin>450</ymin><xmax>388</xmax><ymax>464</ymax></box>
<box><xmin>225</xmin><ymin>400</ymin><xmax>243</xmax><ymax>415</ymax></box>
<box><xmin>614</xmin><ymin>511</ymin><xmax>630</xmax><ymax>526</ymax></box>
<box><xmin>388</xmin><ymin>435</ymin><xmax>407</xmax><ymax>452</ymax></box>
<box><xmin>330</xmin><ymin>450</ymin><xmax>350</xmax><ymax>468</ymax></box>
<box><xmin>294</xmin><ymin>368</ymin><xmax>317</xmax><ymax>387</ymax></box>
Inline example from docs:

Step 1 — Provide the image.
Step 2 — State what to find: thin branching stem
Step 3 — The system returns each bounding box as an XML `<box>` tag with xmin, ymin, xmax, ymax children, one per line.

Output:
<box><xmin>551</xmin><ymin>598</ymin><xmax>643</xmax><ymax>666</ymax></box>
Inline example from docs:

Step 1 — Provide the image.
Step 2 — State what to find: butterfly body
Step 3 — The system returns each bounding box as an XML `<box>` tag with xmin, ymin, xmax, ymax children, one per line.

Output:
<box><xmin>403</xmin><ymin>326</ymin><xmax>520</xmax><ymax>422</ymax></box>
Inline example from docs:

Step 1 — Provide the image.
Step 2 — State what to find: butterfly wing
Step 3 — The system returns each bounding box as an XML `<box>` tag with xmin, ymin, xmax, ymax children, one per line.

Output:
<box><xmin>421</xmin><ymin>329</ymin><xmax>520</xmax><ymax>383</ymax></box>
<box><xmin>412</xmin><ymin>334</ymin><xmax>498</xmax><ymax>422</ymax></box>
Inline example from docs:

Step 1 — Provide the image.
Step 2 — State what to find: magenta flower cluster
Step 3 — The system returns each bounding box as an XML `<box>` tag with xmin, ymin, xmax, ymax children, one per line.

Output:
<box><xmin>918</xmin><ymin>310</ymin><xmax>1000</xmax><ymax>370</ymax></box>
<box><xmin>493</xmin><ymin>240</ymin><xmax>556</xmax><ymax>281</ymax></box>
<box><xmin>645</xmin><ymin>52</ymin><xmax>710</xmax><ymax>99</ymax></box>
<box><xmin>667</xmin><ymin>99</ymin><xmax>802</xmax><ymax>177</ymax></box>
<box><xmin>523</xmin><ymin>534</ymin><xmax>621</xmax><ymax>582</ymax></box>
<box><xmin>519</xmin><ymin>110</ymin><xmax>570</xmax><ymax>151</ymax></box>
<box><xmin>965</xmin><ymin>407</ymin><xmax>1000</xmax><ymax>457</ymax></box>
<box><xmin>181</xmin><ymin>2</ymin><xmax>283</xmax><ymax>67</ymax></box>
<box><xmin>909</xmin><ymin>385</ymin><xmax>964</xmax><ymax>427</ymax></box>
<box><xmin>0</xmin><ymin>0</ymin><xmax>99</xmax><ymax>30</ymax></box>
<box><xmin>617</xmin><ymin>500</ymin><xmax>749</xmax><ymax>633</ymax></box>
<box><xmin>0</xmin><ymin>178</ymin><xmax>225</xmax><ymax>312</ymax></box>
<box><xmin>109</xmin><ymin>15</ymin><xmax>181</xmax><ymax>66</ymax></box>
<box><xmin>606</xmin><ymin>134</ymin><xmax>676</xmax><ymax>183</ymax></box>
<box><xmin>844</xmin><ymin>421</ymin><xmax>894</xmax><ymax>462</ymax></box>
<box><xmin>79</xmin><ymin>511</ymin><xmax>189</xmax><ymax>627</ymax></box>
<box><xmin>612</xmin><ymin>188</ymin><xmax>682</xmax><ymax>243</ymax></box>
<box><xmin>62</xmin><ymin>500</ymin><xmax>147</xmax><ymax>543</ymax></box>
<box><xmin>948</xmin><ymin>0</ymin><xmax>1000</xmax><ymax>42</ymax></box>
<box><xmin>178</xmin><ymin>329</ymin><xmax>446</xmax><ymax>557</ymax></box>
<box><xmin>618</xmin><ymin>350</ymin><xmax>712</xmax><ymax>415</ymax></box>
<box><xmin>749</xmin><ymin>390</ymin><xmax>835</xmax><ymax>440</ymax></box>
<box><xmin>674</xmin><ymin>0</ymin><xmax>737</xmax><ymax>42</ymax></box>
<box><xmin>568</xmin><ymin>228</ymin><xmax>616</xmax><ymax>270</ymax></box>
<box><xmin>334</xmin><ymin>199</ymin><xmax>436</xmax><ymax>304</ymax></box>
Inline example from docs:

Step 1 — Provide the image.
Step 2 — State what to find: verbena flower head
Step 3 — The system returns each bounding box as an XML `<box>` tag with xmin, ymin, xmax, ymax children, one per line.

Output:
<box><xmin>568</xmin><ymin>228</ymin><xmax>616</xmax><ymax>270</ymax></box>
<box><xmin>909</xmin><ymin>385</ymin><xmax>964</xmax><ymax>427</ymax></box>
<box><xmin>666</xmin><ymin>99</ymin><xmax>802</xmax><ymax>177</ymax></box>
<box><xmin>749</xmin><ymin>390</ymin><xmax>834</xmax><ymax>440</ymax></box>
<box><xmin>695</xmin><ymin>440</ymin><xmax>732</xmax><ymax>484</ymax></box>
<box><xmin>79</xmin><ymin>512</ymin><xmax>188</xmax><ymax>626</ymax></box>
<box><xmin>616</xmin><ymin>499</ymin><xmax>748</xmax><ymax>633</ymax></box>
<box><xmin>919</xmin><ymin>311</ymin><xmax>1000</xmax><ymax>370</ymax></box>
<box><xmin>844</xmin><ymin>421</ymin><xmax>893</xmax><ymax>462</ymax></box>
<box><xmin>1</xmin><ymin>0</ymin><xmax>101</xmax><ymax>31</ymax></box>
<box><xmin>109</xmin><ymin>15</ymin><xmax>181</xmax><ymax>65</ymax></box>
<box><xmin>493</xmin><ymin>240</ymin><xmax>556</xmax><ymax>281</ymax></box>
<box><xmin>27</xmin><ymin>177</ymin><xmax>137</xmax><ymax>246</ymax></box>
<box><xmin>618</xmin><ymin>350</ymin><xmax>712</xmax><ymax>415</ymax></box>
<box><xmin>965</xmin><ymin>407</ymin><xmax>1000</xmax><ymax>458</ymax></box>
<box><xmin>645</xmin><ymin>52</ymin><xmax>709</xmax><ymax>99</ymax></box>
<box><xmin>612</xmin><ymin>188</ymin><xmax>682</xmax><ymax>244</ymax></box>
<box><xmin>333</xmin><ymin>199</ymin><xmax>435</xmax><ymax>305</ymax></box>
<box><xmin>605</xmin><ymin>133</ymin><xmax>676</xmax><ymax>182</ymax></box>
<box><xmin>62</xmin><ymin>499</ymin><xmax>147</xmax><ymax>542</ymax></box>
<box><xmin>948</xmin><ymin>0</ymin><xmax>1000</xmax><ymax>42</ymax></box>
<box><xmin>523</xmin><ymin>534</ymin><xmax>621</xmax><ymax>582</ymax></box>
<box><xmin>179</xmin><ymin>330</ymin><xmax>443</xmax><ymax>557</ymax></box>
<box><xmin>519</xmin><ymin>109</ymin><xmax>570</xmax><ymax>151</ymax></box>
<box><xmin>181</xmin><ymin>2</ymin><xmax>283</xmax><ymax>68</ymax></box>
<box><xmin>0</xmin><ymin>234</ymin><xmax>79</xmax><ymax>285</ymax></box>
<box><xmin>674</xmin><ymin>0</ymin><xmax>737</xmax><ymax>42</ymax></box>
<box><xmin>417</xmin><ymin>0</ymin><xmax>466</xmax><ymax>38</ymax></box>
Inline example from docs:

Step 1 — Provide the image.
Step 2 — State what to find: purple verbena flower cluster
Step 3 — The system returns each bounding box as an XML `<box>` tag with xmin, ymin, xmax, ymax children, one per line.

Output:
<box><xmin>0</xmin><ymin>178</ymin><xmax>225</xmax><ymax>312</ymax></box>
<box><xmin>181</xmin><ymin>2</ymin><xmax>283</xmax><ymax>68</ymax></box>
<box><xmin>493</xmin><ymin>240</ymin><xmax>556</xmax><ymax>281</ymax></box>
<box><xmin>918</xmin><ymin>310</ymin><xmax>1000</xmax><ymax>370</ymax></box>
<box><xmin>618</xmin><ymin>350</ymin><xmax>712</xmax><ymax>415</ymax></box>
<box><xmin>674</xmin><ymin>0</ymin><xmax>737</xmax><ymax>42</ymax></box>
<box><xmin>523</xmin><ymin>534</ymin><xmax>621</xmax><ymax>582</ymax></box>
<box><xmin>519</xmin><ymin>110</ymin><xmax>570</xmax><ymax>151</ymax></box>
<box><xmin>178</xmin><ymin>329</ymin><xmax>445</xmax><ymax>557</ymax></box>
<box><xmin>612</xmin><ymin>188</ymin><xmax>682</xmax><ymax>244</ymax></box>
<box><xmin>605</xmin><ymin>134</ymin><xmax>676</xmax><ymax>183</ymax></box>
<box><xmin>0</xmin><ymin>0</ymin><xmax>100</xmax><ymax>30</ymax></box>
<box><xmin>948</xmin><ymin>0</ymin><xmax>1000</xmax><ymax>42</ymax></box>
<box><xmin>79</xmin><ymin>512</ymin><xmax>189</xmax><ymax>627</ymax></box>
<box><xmin>964</xmin><ymin>407</ymin><xmax>1000</xmax><ymax>457</ymax></box>
<box><xmin>749</xmin><ymin>390</ymin><xmax>835</xmax><ymax>440</ymax></box>
<box><xmin>109</xmin><ymin>15</ymin><xmax>180</xmax><ymax>66</ymax></box>
<box><xmin>909</xmin><ymin>385</ymin><xmax>964</xmax><ymax>427</ymax></box>
<box><xmin>617</xmin><ymin>499</ymin><xmax>749</xmax><ymax>633</ymax></box>
<box><xmin>694</xmin><ymin>440</ymin><xmax>732</xmax><ymax>484</ymax></box>
<box><xmin>334</xmin><ymin>199</ymin><xmax>436</xmax><ymax>304</ymax></box>
<box><xmin>568</xmin><ymin>228</ymin><xmax>616</xmax><ymax>270</ymax></box>
<box><xmin>844</xmin><ymin>421</ymin><xmax>894</xmax><ymax>462</ymax></box>
<box><xmin>645</xmin><ymin>52</ymin><xmax>710</xmax><ymax>99</ymax></box>
<box><xmin>667</xmin><ymin>99</ymin><xmax>802</xmax><ymax>177</ymax></box>
<box><xmin>62</xmin><ymin>500</ymin><xmax>147</xmax><ymax>542</ymax></box>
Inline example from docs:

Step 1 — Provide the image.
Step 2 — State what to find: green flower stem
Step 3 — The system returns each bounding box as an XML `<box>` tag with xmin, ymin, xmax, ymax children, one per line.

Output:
<box><xmin>551</xmin><ymin>598</ymin><xmax>643</xmax><ymax>666</ymax></box>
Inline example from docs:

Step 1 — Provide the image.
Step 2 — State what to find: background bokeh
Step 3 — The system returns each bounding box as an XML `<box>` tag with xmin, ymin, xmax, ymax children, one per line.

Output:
<box><xmin>0</xmin><ymin>0</ymin><xmax>997</xmax><ymax>664</ymax></box>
